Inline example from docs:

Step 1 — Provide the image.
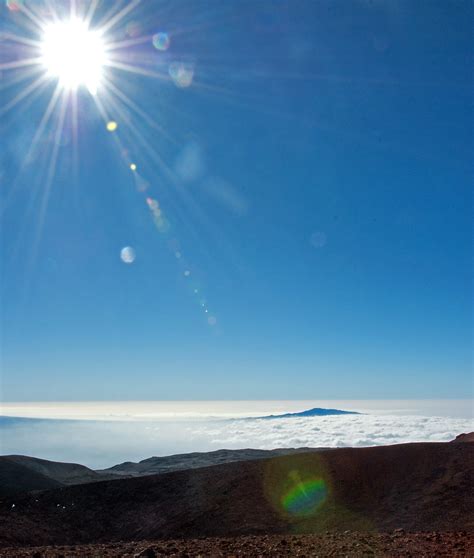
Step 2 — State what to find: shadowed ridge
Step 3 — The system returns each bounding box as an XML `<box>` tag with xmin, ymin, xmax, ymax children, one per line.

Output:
<box><xmin>0</xmin><ymin>441</ymin><xmax>472</xmax><ymax>547</ymax></box>
<box><xmin>2</xmin><ymin>455</ymin><xmax>118</xmax><ymax>485</ymax></box>
<box><xmin>0</xmin><ymin>458</ymin><xmax>63</xmax><ymax>498</ymax></box>
<box><xmin>97</xmin><ymin>447</ymin><xmax>323</xmax><ymax>477</ymax></box>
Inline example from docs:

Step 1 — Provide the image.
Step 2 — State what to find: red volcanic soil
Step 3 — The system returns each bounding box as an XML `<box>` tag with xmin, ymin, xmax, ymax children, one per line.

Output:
<box><xmin>0</xmin><ymin>442</ymin><xmax>472</xmax><ymax>549</ymax></box>
<box><xmin>0</xmin><ymin>532</ymin><xmax>473</xmax><ymax>557</ymax></box>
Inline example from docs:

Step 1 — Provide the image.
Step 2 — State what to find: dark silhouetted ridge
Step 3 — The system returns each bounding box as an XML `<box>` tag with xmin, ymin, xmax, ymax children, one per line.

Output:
<box><xmin>97</xmin><ymin>447</ymin><xmax>322</xmax><ymax>477</ymax></box>
<box><xmin>0</xmin><ymin>458</ymin><xmax>62</xmax><ymax>498</ymax></box>
<box><xmin>0</xmin><ymin>441</ymin><xmax>472</xmax><ymax>547</ymax></box>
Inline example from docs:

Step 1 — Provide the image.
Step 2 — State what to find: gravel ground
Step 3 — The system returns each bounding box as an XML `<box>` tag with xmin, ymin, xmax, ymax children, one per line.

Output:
<box><xmin>0</xmin><ymin>531</ymin><xmax>472</xmax><ymax>557</ymax></box>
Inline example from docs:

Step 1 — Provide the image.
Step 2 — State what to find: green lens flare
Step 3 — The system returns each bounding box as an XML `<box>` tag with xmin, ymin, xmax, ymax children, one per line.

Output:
<box><xmin>282</xmin><ymin>478</ymin><xmax>327</xmax><ymax>516</ymax></box>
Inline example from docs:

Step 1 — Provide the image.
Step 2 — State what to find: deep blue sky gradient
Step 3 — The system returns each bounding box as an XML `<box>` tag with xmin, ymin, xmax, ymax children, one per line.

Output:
<box><xmin>1</xmin><ymin>0</ymin><xmax>472</xmax><ymax>400</ymax></box>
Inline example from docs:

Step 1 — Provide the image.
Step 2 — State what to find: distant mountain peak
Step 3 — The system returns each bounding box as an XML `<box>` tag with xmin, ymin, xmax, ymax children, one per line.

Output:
<box><xmin>254</xmin><ymin>407</ymin><xmax>360</xmax><ymax>419</ymax></box>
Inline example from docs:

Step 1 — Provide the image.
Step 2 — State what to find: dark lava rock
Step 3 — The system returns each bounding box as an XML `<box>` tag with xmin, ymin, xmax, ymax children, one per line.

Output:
<box><xmin>135</xmin><ymin>547</ymin><xmax>156</xmax><ymax>558</ymax></box>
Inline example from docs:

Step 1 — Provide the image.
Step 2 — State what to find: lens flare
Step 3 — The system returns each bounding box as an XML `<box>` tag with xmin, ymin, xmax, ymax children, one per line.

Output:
<box><xmin>120</xmin><ymin>246</ymin><xmax>135</xmax><ymax>264</ymax></box>
<box><xmin>6</xmin><ymin>0</ymin><xmax>23</xmax><ymax>11</ymax></box>
<box><xmin>4</xmin><ymin>1</ymin><xmax>218</xmax><ymax>328</ymax></box>
<box><xmin>146</xmin><ymin>197</ymin><xmax>169</xmax><ymax>232</ymax></box>
<box><xmin>282</xmin><ymin>477</ymin><xmax>327</xmax><ymax>517</ymax></box>
<box><xmin>169</xmin><ymin>62</ymin><xmax>194</xmax><ymax>88</ymax></box>
<box><xmin>125</xmin><ymin>21</ymin><xmax>141</xmax><ymax>38</ymax></box>
<box><xmin>152</xmin><ymin>32</ymin><xmax>170</xmax><ymax>51</ymax></box>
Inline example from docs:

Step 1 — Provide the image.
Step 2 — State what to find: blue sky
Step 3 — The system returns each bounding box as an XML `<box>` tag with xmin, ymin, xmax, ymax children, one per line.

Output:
<box><xmin>1</xmin><ymin>0</ymin><xmax>472</xmax><ymax>401</ymax></box>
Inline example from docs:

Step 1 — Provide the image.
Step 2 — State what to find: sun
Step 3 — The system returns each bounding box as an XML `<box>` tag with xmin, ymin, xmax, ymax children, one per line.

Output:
<box><xmin>40</xmin><ymin>18</ymin><xmax>107</xmax><ymax>95</ymax></box>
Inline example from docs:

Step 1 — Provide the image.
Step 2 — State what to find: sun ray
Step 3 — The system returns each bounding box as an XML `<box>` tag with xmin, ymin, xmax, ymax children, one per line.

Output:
<box><xmin>105</xmin><ymin>35</ymin><xmax>153</xmax><ymax>52</ymax></box>
<box><xmin>0</xmin><ymin>57</ymin><xmax>43</xmax><ymax>71</ymax></box>
<box><xmin>92</xmin><ymin>0</ymin><xmax>128</xmax><ymax>33</ymax></box>
<box><xmin>70</xmin><ymin>89</ymin><xmax>79</xmax><ymax>182</ymax></box>
<box><xmin>84</xmin><ymin>0</ymin><xmax>100</xmax><ymax>27</ymax></box>
<box><xmin>26</xmin><ymin>82</ymin><xmax>63</xmax><ymax>165</ymax></box>
<box><xmin>18</xmin><ymin>3</ymin><xmax>48</xmax><ymax>32</ymax></box>
<box><xmin>1</xmin><ymin>82</ymin><xmax>63</xmax><ymax>216</ymax></box>
<box><xmin>43</xmin><ymin>0</ymin><xmax>61</xmax><ymax>23</ymax></box>
<box><xmin>91</xmin><ymin>90</ymin><xmax>114</xmax><ymax>128</ymax></box>
<box><xmin>104</xmin><ymin>79</ymin><xmax>174</xmax><ymax>141</ymax></box>
<box><xmin>0</xmin><ymin>32</ymin><xmax>42</xmax><ymax>48</ymax></box>
<box><xmin>97</xmin><ymin>0</ymin><xmax>142</xmax><ymax>36</ymax></box>
<box><xmin>0</xmin><ymin>65</ymin><xmax>44</xmax><ymax>91</ymax></box>
<box><xmin>31</xmin><ymin>90</ymin><xmax>69</xmax><ymax>264</ymax></box>
<box><xmin>0</xmin><ymin>74</ymin><xmax>49</xmax><ymax>115</ymax></box>
<box><xmin>69</xmin><ymin>0</ymin><xmax>77</xmax><ymax>18</ymax></box>
<box><xmin>104</xmin><ymin>60</ymin><xmax>169</xmax><ymax>81</ymax></box>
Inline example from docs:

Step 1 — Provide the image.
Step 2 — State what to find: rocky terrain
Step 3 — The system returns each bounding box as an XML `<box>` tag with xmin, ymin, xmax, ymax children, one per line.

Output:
<box><xmin>0</xmin><ymin>440</ymin><xmax>472</xmax><ymax>549</ymax></box>
<box><xmin>0</xmin><ymin>532</ymin><xmax>473</xmax><ymax>557</ymax></box>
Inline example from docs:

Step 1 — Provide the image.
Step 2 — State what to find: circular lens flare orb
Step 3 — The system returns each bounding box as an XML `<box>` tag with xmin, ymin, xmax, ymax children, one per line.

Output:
<box><xmin>152</xmin><ymin>32</ymin><xmax>170</xmax><ymax>51</ymax></box>
<box><xmin>120</xmin><ymin>246</ymin><xmax>136</xmax><ymax>264</ymax></box>
<box><xmin>40</xmin><ymin>18</ymin><xmax>106</xmax><ymax>95</ymax></box>
<box><xmin>169</xmin><ymin>62</ymin><xmax>194</xmax><ymax>88</ymax></box>
<box><xmin>282</xmin><ymin>477</ymin><xmax>327</xmax><ymax>517</ymax></box>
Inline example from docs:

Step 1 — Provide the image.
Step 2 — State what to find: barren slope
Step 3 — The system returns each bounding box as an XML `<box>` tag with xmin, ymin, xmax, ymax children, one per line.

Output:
<box><xmin>0</xmin><ymin>441</ymin><xmax>472</xmax><ymax>547</ymax></box>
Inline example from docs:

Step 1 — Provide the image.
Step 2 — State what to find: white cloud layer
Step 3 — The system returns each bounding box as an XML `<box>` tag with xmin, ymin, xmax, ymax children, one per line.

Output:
<box><xmin>1</xmin><ymin>412</ymin><xmax>472</xmax><ymax>469</ymax></box>
<box><xmin>191</xmin><ymin>414</ymin><xmax>474</xmax><ymax>450</ymax></box>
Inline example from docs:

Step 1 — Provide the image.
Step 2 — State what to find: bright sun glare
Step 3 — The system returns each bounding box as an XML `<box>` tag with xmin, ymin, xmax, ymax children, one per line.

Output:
<box><xmin>40</xmin><ymin>19</ymin><xmax>106</xmax><ymax>95</ymax></box>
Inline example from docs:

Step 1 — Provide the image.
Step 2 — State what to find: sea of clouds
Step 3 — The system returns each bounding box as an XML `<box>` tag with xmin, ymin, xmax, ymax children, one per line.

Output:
<box><xmin>193</xmin><ymin>414</ymin><xmax>473</xmax><ymax>449</ymax></box>
<box><xmin>1</xmin><ymin>407</ymin><xmax>472</xmax><ymax>469</ymax></box>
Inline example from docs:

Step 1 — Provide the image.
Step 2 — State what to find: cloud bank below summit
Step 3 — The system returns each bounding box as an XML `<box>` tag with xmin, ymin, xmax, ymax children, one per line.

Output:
<box><xmin>194</xmin><ymin>414</ymin><xmax>473</xmax><ymax>450</ymax></box>
<box><xmin>1</xmin><ymin>410</ymin><xmax>472</xmax><ymax>469</ymax></box>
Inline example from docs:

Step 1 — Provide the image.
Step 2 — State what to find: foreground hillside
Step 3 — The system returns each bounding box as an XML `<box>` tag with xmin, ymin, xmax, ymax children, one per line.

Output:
<box><xmin>0</xmin><ymin>441</ymin><xmax>472</xmax><ymax>548</ymax></box>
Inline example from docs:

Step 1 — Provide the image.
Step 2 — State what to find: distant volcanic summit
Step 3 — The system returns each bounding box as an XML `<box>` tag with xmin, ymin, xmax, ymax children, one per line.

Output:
<box><xmin>254</xmin><ymin>407</ymin><xmax>360</xmax><ymax>419</ymax></box>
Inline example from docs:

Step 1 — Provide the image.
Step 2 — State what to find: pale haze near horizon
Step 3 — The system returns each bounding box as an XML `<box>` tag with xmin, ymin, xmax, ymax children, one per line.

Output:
<box><xmin>1</xmin><ymin>399</ymin><xmax>473</xmax><ymax>419</ymax></box>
